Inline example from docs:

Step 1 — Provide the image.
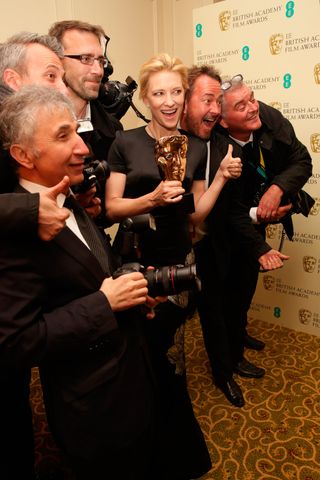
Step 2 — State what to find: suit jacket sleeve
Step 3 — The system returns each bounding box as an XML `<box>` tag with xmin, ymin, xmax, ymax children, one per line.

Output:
<box><xmin>0</xmin><ymin>237</ymin><xmax>119</xmax><ymax>370</ymax></box>
<box><xmin>259</xmin><ymin>102</ymin><xmax>312</xmax><ymax>196</ymax></box>
<box><xmin>227</xmin><ymin>181</ymin><xmax>271</xmax><ymax>259</ymax></box>
<box><xmin>0</xmin><ymin>193</ymin><xmax>39</xmax><ymax>237</ymax></box>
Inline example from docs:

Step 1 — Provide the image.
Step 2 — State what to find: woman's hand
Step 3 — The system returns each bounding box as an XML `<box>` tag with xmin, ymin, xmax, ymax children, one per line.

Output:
<box><xmin>219</xmin><ymin>144</ymin><xmax>242</xmax><ymax>180</ymax></box>
<box><xmin>150</xmin><ymin>180</ymin><xmax>185</xmax><ymax>207</ymax></box>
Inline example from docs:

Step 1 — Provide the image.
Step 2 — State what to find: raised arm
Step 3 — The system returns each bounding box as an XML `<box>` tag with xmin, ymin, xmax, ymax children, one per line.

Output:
<box><xmin>190</xmin><ymin>144</ymin><xmax>242</xmax><ymax>226</ymax></box>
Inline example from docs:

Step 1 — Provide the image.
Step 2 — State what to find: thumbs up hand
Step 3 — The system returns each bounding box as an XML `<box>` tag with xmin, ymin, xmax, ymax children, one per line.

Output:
<box><xmin>38</xmin><ymin>176</ymin><xmax>71</xmax><ymax>241</ymax></box>
<box><xmin>219</xmin><ymin>144</ymin><xmax>242</xmax><ymax>180</ymax></box>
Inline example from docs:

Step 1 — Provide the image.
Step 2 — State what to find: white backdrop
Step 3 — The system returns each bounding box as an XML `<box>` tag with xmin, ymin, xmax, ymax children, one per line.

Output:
<box><xmin>193</xmin><ymin>0</ymin><xmax>320</xmax><ymax>335</ymax></box>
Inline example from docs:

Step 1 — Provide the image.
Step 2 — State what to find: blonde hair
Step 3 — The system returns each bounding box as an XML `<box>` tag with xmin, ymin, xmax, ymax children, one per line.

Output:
<box><xmin>139</xmin><ymin>53</ymin><xmax>188</xmax><ymax>99</ymax></box>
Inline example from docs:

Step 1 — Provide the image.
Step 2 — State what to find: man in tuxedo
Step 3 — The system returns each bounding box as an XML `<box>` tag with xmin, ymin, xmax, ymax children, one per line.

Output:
<box><xmin>181</xmin><ymin>66</ymin><xmax>287</xmax><ymax>407</ymax></box>
<box><xmin>0</xmin><ymin>32</ymin><xmax>70</xmax><ymax>480</ymax></box>
<box><xmin>0</xmin><ymin>85</ymin><xmax>158</xmax><ymax>480</ymax></box>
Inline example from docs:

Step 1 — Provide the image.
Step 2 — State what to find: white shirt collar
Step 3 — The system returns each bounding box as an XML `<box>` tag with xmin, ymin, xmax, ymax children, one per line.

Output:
<box><xmin>19</xmin><ymin>178</ymin><xmax>67</xmax><ymax>207</ymax></box>
<box><xmin>229</xmin><ymin>132</ymin><xmax>253</xmax><ymax>147</ymax></box>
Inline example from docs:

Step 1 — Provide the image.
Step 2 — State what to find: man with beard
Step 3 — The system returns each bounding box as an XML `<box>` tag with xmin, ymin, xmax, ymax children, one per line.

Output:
<box><xmin>181</xmin><ymin>66</ymin><xmax>287</xmax><ymax>407</ymax></box>
<box><xmin>49</xmin><ymin>20</ymin><xmax>123</xmax><ymax>223</ymax></box>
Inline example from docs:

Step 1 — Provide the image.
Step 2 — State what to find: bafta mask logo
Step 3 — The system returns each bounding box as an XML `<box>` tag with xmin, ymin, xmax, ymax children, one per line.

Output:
<box><xmin>310</xmin><ymin>133</ymin><xmax>320</xmax><ymax>153</ymax></box>
<box><xmin>269</xmin><ymin>33</ymin><xmax>284</xmax><ymax>55</ymax></box>
<box><xmin>310</xmin><ymin>197</ymin><xmax>320</xmax><ymax>216</ymax></box>
<box><xmin>266</xmin><ymin>223</ymin><xmax>278</xmax><ymax>239</ymax></box>
<box><xmin>219</xmin><ymin>10</ymin><xmax>231</xmax><ymax>31</ymax></box>
<box><xmin>269</xmin><ymin>101</ymin><xmax>282</xmax><ymax>111</ymax></box>
<box><xmin>263</xmin><ymin>275</ymin><xmax>275</xmax><ymax>291</ymax></box>
<box><xmin>314</xmin><ymin>63</ymin><xmax>320</xmax><ymax>84</ymax></box>
<box><xmin>298</xmin><ymin>308</ymin><xmax>312</xmax><ymax>325</ymax></box>
<box><xmin>155</xmin><ymin>134</ymin><xmax>188</xmax><ymax>181</ymax></box>
<box><xmin>303</xmin><ymin>255</ymin><xmax>317</xmax><ymax>273</ymax></box>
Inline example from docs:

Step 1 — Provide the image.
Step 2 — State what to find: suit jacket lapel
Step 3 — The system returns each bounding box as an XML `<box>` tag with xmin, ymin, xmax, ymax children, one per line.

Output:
<box><xmin>53</xmin><ymin>227</ymin><xmax>107</xmax><ymax>282</ymax></box>
<box><xmin>15</xmin><ymin>183</ymin><xmax>108</xmax><ymax>282</ymax></box>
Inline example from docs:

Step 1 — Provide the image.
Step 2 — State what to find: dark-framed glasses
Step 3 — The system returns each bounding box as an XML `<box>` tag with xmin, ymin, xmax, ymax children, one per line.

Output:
<box><xmin>64</xmin><ymin>54</ymin><xmax>107</xmax><ymax>68</ymax></box>
<box><xmin>221</xmin><ymin>74</ymin><xmax>243</xmax><ymax>91</ymax></box>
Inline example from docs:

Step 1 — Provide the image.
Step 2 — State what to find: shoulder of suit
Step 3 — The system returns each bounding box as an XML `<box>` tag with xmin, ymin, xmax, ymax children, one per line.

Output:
<box><xmin>211</xmin><ymin>129</ymin><xmax>242</xmax><ymax>156</ymax></box>
<box><xmin>258</xmin><ymin>101</ymin><xmax>288</xmax><ymax>128</ymax></box>
<box><xmin>90</xmin><ymin>99</ymin><xmax>123</xmax><ymax>133</ymax></box>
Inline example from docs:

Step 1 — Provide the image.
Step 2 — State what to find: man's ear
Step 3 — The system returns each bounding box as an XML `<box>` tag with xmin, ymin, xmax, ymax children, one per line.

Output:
<box><xmin>2</xmin><ymin>69</ymin><xmax>23</xmax><ymax>92</ymax></box>
<box><xmin>219</xmin><ymin>117</ymin><xmax>229</xmax><ymax>128</ymax></box>
<box><xmin>183</xmin><ymin>99</ymin><xmax>188</xmax><ymax>115</ymax></box>
<box><xmin>10</xmin><ymin>144</ymin><xmax>35</xmax><ymax>169</ymax></box>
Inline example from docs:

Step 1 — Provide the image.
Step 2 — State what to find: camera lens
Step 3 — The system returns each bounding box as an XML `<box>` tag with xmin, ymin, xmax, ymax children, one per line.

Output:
<box><xmin>144</xmin><ymin>264</ymin><xmax>200</xmax><ymax>297</ymax></box>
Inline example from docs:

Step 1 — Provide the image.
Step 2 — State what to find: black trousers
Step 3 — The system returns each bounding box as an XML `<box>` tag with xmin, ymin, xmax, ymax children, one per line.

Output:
<box><xmin>224</xmin><ymin>245</ymin><xmax>260</xmax><ymax>360</ymax></box>
<box><xmin>0</xmin><ymin>370</ymin><xmax>35</xmax><ymax>480</ymax></box>
<box><xmin>194</xmin><ymin>235</ymin><xmax>262</xmax><ymax>383</ymax></box>
<box><xmin>194</xmin><ymin>237</ymin><xmax>235</xmax><ymax>384</ymax></box>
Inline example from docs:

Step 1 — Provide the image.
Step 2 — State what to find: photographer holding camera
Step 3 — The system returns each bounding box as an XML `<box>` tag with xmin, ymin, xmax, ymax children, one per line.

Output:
<box><xmin>48</xmin><ymin>20</ymin><xmax>123</xmax><ymax>224</ymax></box>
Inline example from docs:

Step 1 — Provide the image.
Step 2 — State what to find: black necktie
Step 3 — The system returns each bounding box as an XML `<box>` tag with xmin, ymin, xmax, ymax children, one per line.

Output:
<box><xmin>242</xmin><ymin>142</ymin><xmax>255</xmax><ymax>165</ymax></box>
<box><xmin>64</xmin><ymin>195</ymin><xmax>110</xmax><ymax>274</ymax></box>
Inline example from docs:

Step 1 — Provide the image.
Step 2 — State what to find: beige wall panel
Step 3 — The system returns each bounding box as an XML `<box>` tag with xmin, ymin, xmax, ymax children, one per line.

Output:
<box><xmin>71</xmin><ymin>0</ymin><xmax>156</xmax><ymax>128</ymax></box>
<box><xmin>0</xmin><ymin>0</ymin><xmax>157</xmax><ymax>129</ymax></box>
<box><xmin>0</xmin><ymin>0</ymin><xmax>61</xmax><ymax>38</ymax></box>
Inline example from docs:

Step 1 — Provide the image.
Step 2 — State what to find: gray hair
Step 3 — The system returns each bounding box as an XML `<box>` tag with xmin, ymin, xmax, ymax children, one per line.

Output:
<box><xmin>0</xmin><ymin>85</ymin><xmax>75</xmax><ymax>151</ymax></box>
<box><xmin>0</xmin><ymin>32</ymin><xmax>63</xmax><ymax>81</ymax></box>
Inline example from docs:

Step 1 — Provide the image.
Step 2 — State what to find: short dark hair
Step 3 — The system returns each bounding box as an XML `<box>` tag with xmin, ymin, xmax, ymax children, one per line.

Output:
<box><xmin>49</xmin><ymin>20</ymin><xmax>106</xmax><ymax>45</ymax></box>
<box><xmin>185</xmin><ymin>65</ymin><xmax>221</xmax><ymax>100</ymax></box>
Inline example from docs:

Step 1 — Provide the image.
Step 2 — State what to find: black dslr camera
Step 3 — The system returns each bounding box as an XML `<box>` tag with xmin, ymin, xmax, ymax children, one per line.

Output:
<box><xmin>72</xmin><ymin>157</ymin><xmax>110</xmax><ymax>194</ymax></box>
<box><xmin>112</xmin><ymin>262</ymin><xmax>201</xmax><ymax>297</ymax></box>
<box><xmin>98</xmin><ymin>35</ymin><xmax>149</xmax><ymax>123</ymax></box>
<box><xmin>99</xmin><ymin>76</ymin><xmax>138</xmax><ymax>120</ymax></box>
<box><xmin>112</xmin><ymin>214</ymin><xmax>156</xmax><ymax>263</ymax></box>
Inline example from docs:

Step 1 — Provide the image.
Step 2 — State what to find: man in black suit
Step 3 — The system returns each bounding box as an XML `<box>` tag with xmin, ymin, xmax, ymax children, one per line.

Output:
<box><xmin>0</xmin><ymin>32</ymin><xmax>71</xmax><ymax>480</ymax></box>
<box><xmin>0</xmin><ymin>85</ymin><xmax>158</xmax><ymax>480</ymax></box>
<box><xmin>218</xmin><ymin>74</ymin><xmax>312</xmax><ymax>379</ymax></box>
<box><xmin>181</xmin><ymin>66</ymin><xmax>288</xmax><ymax>407</ymax></box>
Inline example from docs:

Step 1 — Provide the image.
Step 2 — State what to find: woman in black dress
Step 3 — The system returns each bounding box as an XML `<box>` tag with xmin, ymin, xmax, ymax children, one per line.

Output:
<box><xmin>106</xmin><ymin>53</ymin><xmax>241</xmax><ymax>480</ymax></box>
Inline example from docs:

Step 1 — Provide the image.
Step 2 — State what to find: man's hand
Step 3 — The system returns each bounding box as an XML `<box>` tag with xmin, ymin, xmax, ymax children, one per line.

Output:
<box><xmin>38</xmin><ymin>176</ymin><xmax>70</xmax><ymax>241</ymax></box>
<box><xmin>144</xmin><ymin>294</ymin><xmax>168</xmax><ymax>319</ymax></box>
<box><xmin>75</xmin><ymin>186</ymin><xmax>102</xmax><ymax>219</ymax></box>
<box><xmin>257</xmin><ymin>184</ymin><xmax>285</xmax><ymax>221</ymax></box>
<box><xmin>219</xmin><ymin>144</ymin><xmax>242</xmax><ymax>179</ymax></box>
<box><xmin>259</xmin><ymin>249</ymin><xmax>289</xmax><ymax>271</ymax></box>
<box><xmin>100</xmin><ymin>272</ymin><xmax>148</xmax><ymax>311</ymax></box>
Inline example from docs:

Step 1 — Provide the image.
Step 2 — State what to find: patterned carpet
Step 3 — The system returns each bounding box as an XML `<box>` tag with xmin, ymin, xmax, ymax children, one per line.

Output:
<box><xmin>185</xmin><ymin>315</ymin><xmax>320</xmax><ymax>480</ymax></box>
<box><xmin>31</xmin><ymin>315</ymin><xmax>320</xmax><ymax>479</ymax></box>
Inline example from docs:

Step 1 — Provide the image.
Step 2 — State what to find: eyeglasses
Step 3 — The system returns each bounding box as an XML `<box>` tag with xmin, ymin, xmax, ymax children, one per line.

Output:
<box><xmin>221</xmin><ymin>74</ymin><xmax>243</xmax><ymax>91</ymax></box>
<box><xmin>64</xmin><ymin>54</ymin><xmax>107</xmax><ymax>68</ymax></box>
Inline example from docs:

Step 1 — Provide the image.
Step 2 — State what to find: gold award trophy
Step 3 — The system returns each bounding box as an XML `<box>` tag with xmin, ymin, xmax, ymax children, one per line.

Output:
<box><xmin>155</xmin><ymin>134</ymin><xmax>194</xmax><ymax>213</ymax></box>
